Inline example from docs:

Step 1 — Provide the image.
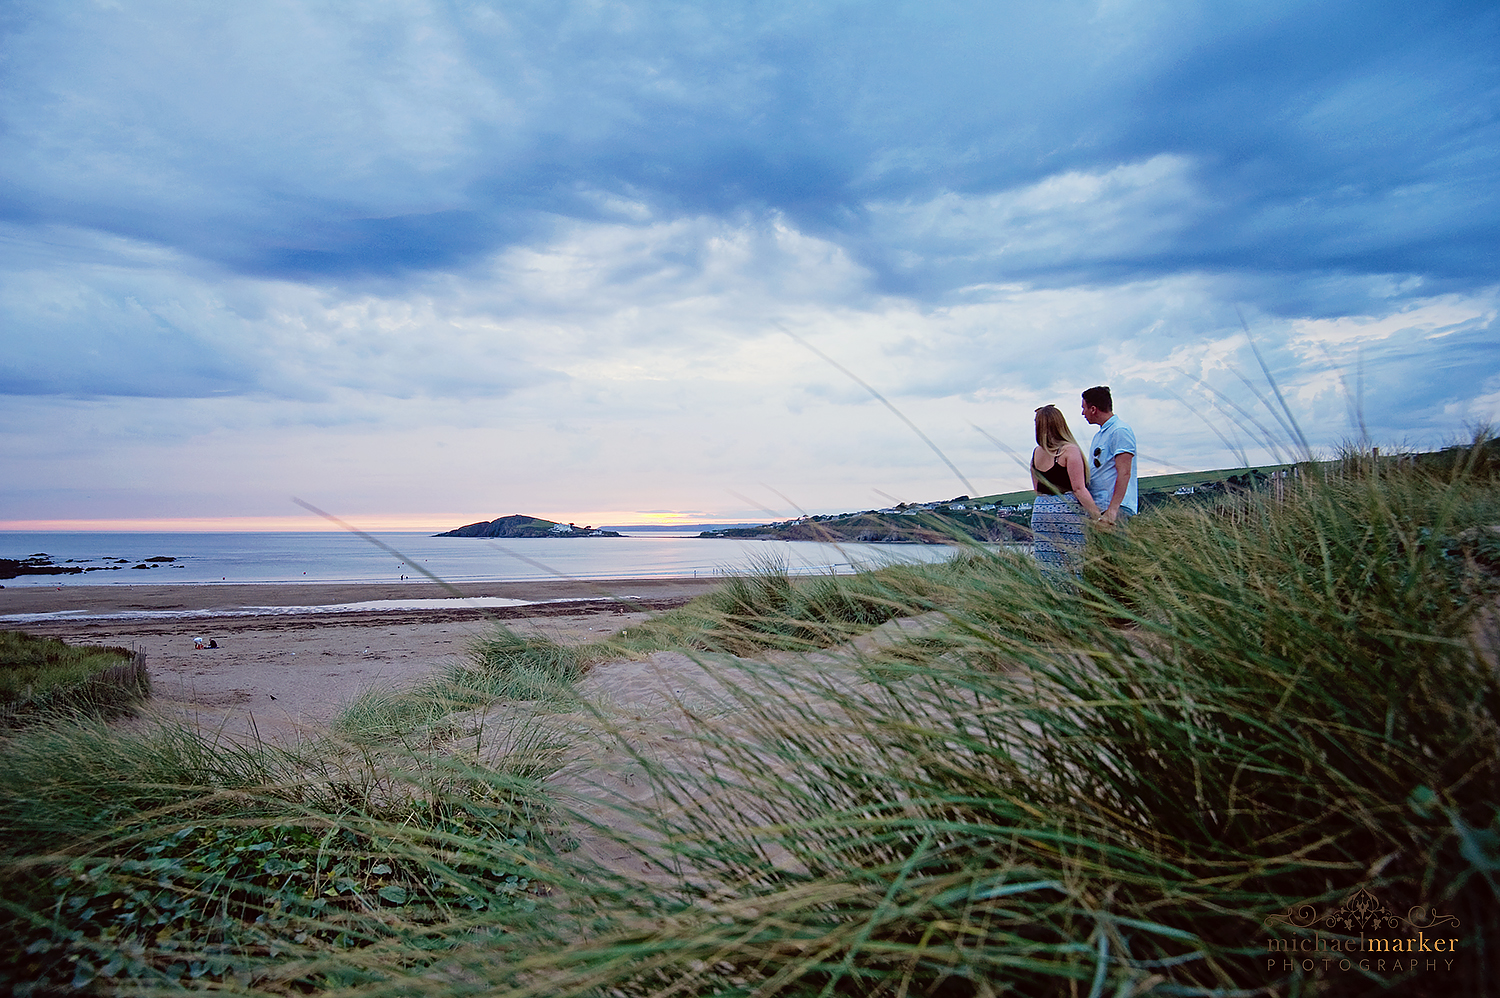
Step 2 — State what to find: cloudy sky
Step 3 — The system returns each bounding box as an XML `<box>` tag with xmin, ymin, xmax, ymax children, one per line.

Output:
<box><xmin>2</xmin><ymin>0</ymin><xmax>1497</xmax><ymax>530</ymax></box>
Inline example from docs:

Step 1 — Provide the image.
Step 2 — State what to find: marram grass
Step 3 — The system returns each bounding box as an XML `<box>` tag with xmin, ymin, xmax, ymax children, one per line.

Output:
<box><xmin>0</xmin><ymin>630</ymin><xmax>149</xmax><ymax>727</ymax></box>
<box><xmin>2</xmin><ymin>444</ymin><xmax>1499</xmax><ymax>996</ymax></box>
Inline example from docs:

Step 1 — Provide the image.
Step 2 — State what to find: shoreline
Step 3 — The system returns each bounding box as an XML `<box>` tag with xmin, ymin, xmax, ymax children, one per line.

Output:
<box><xmin>0</xmin><ymin>577</ymin><xmax>722</xmax><ymax>625</ymax></box>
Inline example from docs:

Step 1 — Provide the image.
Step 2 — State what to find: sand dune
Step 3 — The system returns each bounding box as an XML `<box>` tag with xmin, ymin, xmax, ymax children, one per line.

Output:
<box><xmin>2</xmin><ymin>578</ymin><xmax>721</xmax><ymax>742</ymax></box>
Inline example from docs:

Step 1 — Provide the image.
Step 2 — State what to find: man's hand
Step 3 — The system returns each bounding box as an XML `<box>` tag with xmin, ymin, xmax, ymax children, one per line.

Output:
<box><xmin>1104</xmin><ymin>453</ymin><xmax>1133</xmax><ymax>525</ymax></box>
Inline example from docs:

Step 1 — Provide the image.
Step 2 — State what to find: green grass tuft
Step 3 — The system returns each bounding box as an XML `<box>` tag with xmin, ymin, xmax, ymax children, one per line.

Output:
<box><xmin>0</xmin><ymin>630</ymin><xmax>149</xmax><ymax>726</ymax></box>
<box><xmin>602</xmin><ymin>553</ymin><xmax>991</xmax><ymax>658</ymax></box>
<box><xmin>454</xmin><ymin>628</ymin><xmax>588</xmax><ymax>705</ymax></box>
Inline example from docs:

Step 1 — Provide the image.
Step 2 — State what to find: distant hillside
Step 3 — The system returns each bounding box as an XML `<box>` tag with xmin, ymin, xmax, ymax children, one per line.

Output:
<box><xmin>435</xmin><ymin>515</ymin><xmax>622</xmax><ymax>538</ymax></box>
<box><xmin>701</xmin><ymin>505</ymin><xmax>1030</xmax><ymax>544</ymax></box>
<box><xmin>700</xmin><ymin>461</ymin><xmax>1317</xmax><ymax>544</ymax></box>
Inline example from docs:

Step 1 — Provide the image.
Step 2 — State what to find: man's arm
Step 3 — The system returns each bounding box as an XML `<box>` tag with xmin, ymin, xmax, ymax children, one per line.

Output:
<box><xmin>1102</xmin><ymin>452</ymin><xmax>1133</xmax><ymax>524</ymax></box>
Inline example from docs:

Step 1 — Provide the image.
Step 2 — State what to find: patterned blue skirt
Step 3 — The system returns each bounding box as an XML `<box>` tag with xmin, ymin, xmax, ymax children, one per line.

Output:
<box><xmin>1031</xmin><ymin>493</ymin><xmax>1086</xmax><ymax>575</ymax></box>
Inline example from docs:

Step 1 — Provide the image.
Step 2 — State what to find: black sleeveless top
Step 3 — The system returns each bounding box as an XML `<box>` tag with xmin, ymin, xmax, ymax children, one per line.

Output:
<box><xmin>1033</xmin><ymin>455</ymin><xmax>1073</xmax><ymax>496</ymax></box>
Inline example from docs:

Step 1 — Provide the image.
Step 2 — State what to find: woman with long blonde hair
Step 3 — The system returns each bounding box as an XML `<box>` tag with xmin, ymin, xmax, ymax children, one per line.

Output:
<box><xmin>1029</xmin><ymin>404</ymin><xmax>1102</xmax><ymax>574</ymax></box>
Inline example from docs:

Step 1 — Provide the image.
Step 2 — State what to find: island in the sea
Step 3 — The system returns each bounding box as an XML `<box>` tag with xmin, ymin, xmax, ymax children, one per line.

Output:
<box><xmin>434</xmin><ymin>515</ymin><xmax>622</xmax><ymax>538</ymax></box>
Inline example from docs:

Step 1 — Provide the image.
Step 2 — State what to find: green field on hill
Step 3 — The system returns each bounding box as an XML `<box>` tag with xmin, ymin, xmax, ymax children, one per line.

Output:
<box><xmin>977</xmin><ymin>461</ymin><xmax>1301</xmax><ymax>508</ymax></box>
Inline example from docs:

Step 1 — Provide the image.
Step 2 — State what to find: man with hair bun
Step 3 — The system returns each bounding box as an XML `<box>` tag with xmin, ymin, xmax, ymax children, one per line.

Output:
<box><xmin>1081</xmin><ymin>385</ymin><xmax>1138</xmax><ymax>527</ymax></box>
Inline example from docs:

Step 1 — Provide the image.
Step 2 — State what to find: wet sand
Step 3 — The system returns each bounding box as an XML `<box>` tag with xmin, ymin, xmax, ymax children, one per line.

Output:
<box><xmin>0</xmin><ymin>577</ymin><xmax>719</xmax><ymax>627</ymax></box>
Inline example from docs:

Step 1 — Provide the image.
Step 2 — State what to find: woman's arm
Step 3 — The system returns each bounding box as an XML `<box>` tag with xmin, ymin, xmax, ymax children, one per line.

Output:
<box><xmin>1064</xmin><ymin>445</ymin><xmax>1103</xmax><ymax>518</ymax></box>
<box><xmin>1030</xmin><ymin>447</ymin><xmax>1043</xmax><ymax>494</ymax></box>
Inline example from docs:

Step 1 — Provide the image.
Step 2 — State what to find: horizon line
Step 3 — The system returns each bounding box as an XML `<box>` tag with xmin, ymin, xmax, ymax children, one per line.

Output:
<box><xmin>0</xmin><ymin>512</ymin><xmax>767</xmax><ymax>533</ymax></box>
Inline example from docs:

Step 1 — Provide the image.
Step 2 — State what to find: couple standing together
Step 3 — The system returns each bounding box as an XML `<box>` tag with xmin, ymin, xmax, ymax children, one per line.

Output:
<box><xmin>1029</xmin><ymin>386</ymin><xmax>1137</xmax><ymax>574</ymax></box>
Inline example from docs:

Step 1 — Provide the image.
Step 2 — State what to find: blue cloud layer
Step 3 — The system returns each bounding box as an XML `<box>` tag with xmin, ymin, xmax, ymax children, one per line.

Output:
<box><xmin>1</xmin><ymin>1</ymin><xmax>1496</xmax><ymax>523</ymax></box>
<box><xmin>3</xmin><ymin>0</ymin><xmax>1494</xmax><ymax>288</ymax></box>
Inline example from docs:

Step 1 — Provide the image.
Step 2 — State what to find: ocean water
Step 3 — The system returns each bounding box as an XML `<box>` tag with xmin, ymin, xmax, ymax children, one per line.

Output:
<box><xmin>0</xmin><ymin>531</ymin><xmax>964</xmax><ymax>588</ymax></box>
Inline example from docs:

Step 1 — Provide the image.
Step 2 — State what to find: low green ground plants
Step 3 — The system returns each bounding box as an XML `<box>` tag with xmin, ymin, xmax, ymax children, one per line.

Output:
<box><xmin>0</xmin><ymin>711</ymin><xmax>571</xmax><ymax>993</ymax></box>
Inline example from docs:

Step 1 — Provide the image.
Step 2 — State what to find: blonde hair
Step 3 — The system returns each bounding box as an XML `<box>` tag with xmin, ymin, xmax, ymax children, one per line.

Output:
<box><xmin>1034</xmin><ymin>405</ymin><xmax>1088</xmax><ymax>482</ymax></box>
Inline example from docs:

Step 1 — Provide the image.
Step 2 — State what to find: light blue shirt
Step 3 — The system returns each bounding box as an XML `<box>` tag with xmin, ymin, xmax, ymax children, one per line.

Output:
<box><xmin>1089</xmin><ymin>414</ymin><xmax>1138</xmax><ymax>514</ymax></box>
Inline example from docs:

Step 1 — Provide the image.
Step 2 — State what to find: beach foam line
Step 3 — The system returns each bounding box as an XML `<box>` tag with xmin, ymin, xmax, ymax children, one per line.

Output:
<box><xmin>0</xmin><ymin>595</ymin><xmax>631</xmax><ymax>625</ymax></box>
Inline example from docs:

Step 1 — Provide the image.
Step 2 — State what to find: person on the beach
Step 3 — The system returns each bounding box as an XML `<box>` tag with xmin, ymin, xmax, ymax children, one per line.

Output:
<box><xmin>1030</xmin><ymin>405</ymin><xmax>1102</xmax><ymax>575</ymax></box>
<box><xmin>1081</xmin><ymin>385</ymin><xmax>1138</xmax><ymax>527</ymax></box>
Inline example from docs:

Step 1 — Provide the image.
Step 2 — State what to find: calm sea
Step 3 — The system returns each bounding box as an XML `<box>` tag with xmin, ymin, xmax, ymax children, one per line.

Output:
<box><xmin>0</xmin><ymin>531</ymin><xmax>963</xmax><ymax>588</ymax></box>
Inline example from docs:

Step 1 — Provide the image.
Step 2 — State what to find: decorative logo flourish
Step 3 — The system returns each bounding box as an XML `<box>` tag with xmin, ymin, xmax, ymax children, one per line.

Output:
<box><xmin>1323</xmin><ymin>888</ymin><xmax>1400</xmax><ymax>931</ymax></box>
<box><xmin>1263</xmin><ymin>887</ymin><xmax>1459</xmax><ymax>933</ymax></box>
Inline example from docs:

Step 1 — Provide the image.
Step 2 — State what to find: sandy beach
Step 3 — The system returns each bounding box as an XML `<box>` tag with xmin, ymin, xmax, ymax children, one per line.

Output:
<box><xmin>2</xmin><ymin>575</ymin><xmax>949</xmax><ymax>886</ymax></box>
<box><xmin>1</xmin><ymin>578</ymin><xmax>724</xmax><ymax>743</ymax></box>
